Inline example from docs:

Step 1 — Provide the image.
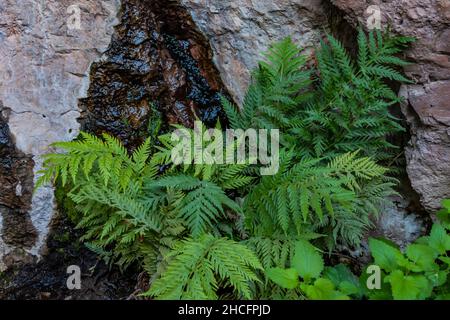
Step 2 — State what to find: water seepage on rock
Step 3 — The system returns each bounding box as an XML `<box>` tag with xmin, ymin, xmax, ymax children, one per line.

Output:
<box><xmin>79</xmin><ymin>0</ymin><xmax>230</xmax><ymax>148</ymax></box>
<box><xmin>331</xmin><ymin>0</ymin><xmax>450</xmax><ymax>212</ymax></box>
<box><xmin>0</xmin><ymin>109</ymin><xmax>37</xmax><ymax>266</ymax></box>
<box><xmin>0</xmin><ymin>0</ymin><xmax>120</xmax><ymax>270</ymax></box>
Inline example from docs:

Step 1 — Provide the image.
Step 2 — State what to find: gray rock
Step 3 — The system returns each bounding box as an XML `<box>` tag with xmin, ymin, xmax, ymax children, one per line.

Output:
<box><xmin>344</xmin><ymin>196</ymin><xmax>424</xmax><ymax>264</ymax></box>
<box><xmin>181</xmin><ymin>0</ymin><xmax>328</xmax><ymax>105</ymax></box>
<box><xmin>0</xmin><ymin>0</ymin><xmax>120</xmax><ymax>270</ymax></box>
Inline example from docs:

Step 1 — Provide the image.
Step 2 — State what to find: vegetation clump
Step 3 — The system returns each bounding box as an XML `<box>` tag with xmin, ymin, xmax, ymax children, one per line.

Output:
<box><xmin>36</xmin><ymin>29</ymin><xmax>450</xmax><ymax>300</ymax></box>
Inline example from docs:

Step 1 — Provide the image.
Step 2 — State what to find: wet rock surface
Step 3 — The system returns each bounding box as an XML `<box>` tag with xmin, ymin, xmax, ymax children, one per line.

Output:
<box><xmin>331</xmin><ymin>0</ymin><xmax>450</xmax><ymax>211</ymax></box>
<box><xmin>79</xmin><ymin>0</ymin><xmax>229</xmax><ymax>147</ymax></box>
<box><xmin>0</xmin><ymin>214</ymin><xmax>139</xmax><ymax>300</ymax></box>
<box><xmin>1</xmin><ymin>0</ymin><xmax>231</xmax><ymax>297</ymax></box>
<box><xmin>0</xmin><ymin>109</ymin><xmax>37</xmax><ymax>260</ymax></box>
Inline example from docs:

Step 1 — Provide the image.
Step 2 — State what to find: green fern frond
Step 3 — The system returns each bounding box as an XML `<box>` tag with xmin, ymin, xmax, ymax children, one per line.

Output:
<box><xmin>222</xmin><ymin>37</ymin><xmax>311</xmax><ymax>132</ymax></box>
<box><xmin>147</xmin><ymin>175</ymin><xmax>242</xmax><ymax>237</ymax></box>
<box><xmin>147</xmin><ymin>234</ymin><xmax>263</xmax><ymax>299</ymax></box>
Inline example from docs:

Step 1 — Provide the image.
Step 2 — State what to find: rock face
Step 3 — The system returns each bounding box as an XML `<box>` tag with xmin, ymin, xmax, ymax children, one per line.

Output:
<box><xmin>181</xmin><ymin>0</ymin><xmax>328</xmax><ymax>104</ymax></box>
<box><xmin>0</xmin><ymin>0</ymin><xmax>120</xmax><ymax>269</ymax></box>
<box><xmin>331</xmin><ymin>0</ymin><xmax>450</xmax><ymax>212</ymax></box>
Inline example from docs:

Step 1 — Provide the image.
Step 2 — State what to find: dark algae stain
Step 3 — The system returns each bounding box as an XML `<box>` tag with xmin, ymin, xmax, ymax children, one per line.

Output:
<box><xmin>79</xmin><ymin>0</ymin><xmax>228</xmax><ymax>148</ymax></box>
<box><xmin>0</xmin><ymin>213</ymin><xmax>138</xmax><ymax>300</ymax></box>
<box><xmin>0</xmin><ymin>108</ymin><xmax>37</xmax><ymax>255</ymax></box>
<box><xmin>163</xmin><ymin>34</ymin><xmax>224</xmax><ymax>125</ymax></box>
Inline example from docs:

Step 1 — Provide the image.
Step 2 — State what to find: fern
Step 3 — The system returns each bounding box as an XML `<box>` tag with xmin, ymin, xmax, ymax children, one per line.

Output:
<box><xmin>146</xmin><ymin>175</ymin><xmax>242</xmax><ymax>237</ymax></box>
<box><xmin>147</xmin><ymin>234</ymin><xmax>263</xmax><ymax>299</ymax></box>
<box><xmin>36</xmin><ymin>132</ymin><xmax>153</xmax><ymax>190</ymax></box>
<box><xmin>36</xmin><ymin>132</ymin><xmax>172</xmax><ymax>270</ymax></box>
<box><xmin>34</xmin><ymin>29</ymin><xmax>414</xmax><ymax>301</ymax></box>
<box><xmin>221</xmin><ymin>29</ymin><xmax>410</xmax><ymax>251</ymax></box>
<box><xmin>36</xmin><ymin>128</ymin><xmax>256</xmax><ymax>298</ymax></box>
<box><xmin>222</xmin><ymin>37</ymin><xmax>312</xmax><ymax>132</ymax></box>
<box><xmin>289</xmin><ymin>29</ymin><xmax>413</xmax><ymax>161</ymax></box>
<box><xmin>244</xmin><ymin>150</ymin><xmax>391</xmax><ymax>249</ymax></box>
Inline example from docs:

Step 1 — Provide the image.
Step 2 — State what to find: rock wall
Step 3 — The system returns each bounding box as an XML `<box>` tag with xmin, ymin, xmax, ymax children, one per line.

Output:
<box><xmin>181</xmin><ymin>0</ymin><xmax>328</xmax><ymax>104</ymax></box>
<box><xmin>331</xmin><ymin>0</ymin><xmax>450</xmax><ymax>212</ymax></box>
<box><xmin>0</xmin><ymin>0</ymin><xmax>120</xmax><ymax>270</ymax></box>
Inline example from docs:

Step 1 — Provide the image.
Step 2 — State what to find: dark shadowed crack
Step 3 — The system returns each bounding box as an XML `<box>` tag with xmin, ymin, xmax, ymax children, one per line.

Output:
<box><xmin>1</xmin><ymin>0</ymin><xmax>233</xmax><ymax>298</ymax></box>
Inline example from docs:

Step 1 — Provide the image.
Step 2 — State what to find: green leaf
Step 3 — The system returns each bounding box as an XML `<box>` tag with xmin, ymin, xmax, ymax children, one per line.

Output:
<box><xmin>436</xmin><ymin>294</ymin><xmax>450</xmax><ymax>300</ymax></box>
<box><xmin>368</xmin><ymin>238</ymin><xmax>405</xmax><ymax>272</ymax></box>
<box><xmin>425</xmin><ymin>270</ymin><xmax>447</xmax><ymax>287</ymax></box>
<box><xmin>359</xmin><ymin>265</ymin><xmax>392</xmax><ymax>300</ymax></box>
<box><xmin>266</xmin><ymin>267</ymin><xmax>299</xmax><ymax>289</ymax></box>
<box><xmin>406</xmin><ymin>244</ymin><xmax>439</xmax><ymax>272</ymax></box>
<box><xmin>301</xmin><ymin>278</ymin><xmax>350</xmax><ymax>300</ymax></box>
<box><xmin>323</xmin><ymin>264</ymin><xmax>363</xmax><ymax>297</ymax></box>
<box><xmin>441</xmin><ymin>199</ymin><xmax>450</xmax><ymax>209</ymax></box>
<box><xmin>385</xmin><ymin>270</ymin><xmax>432</xmax><ymax>300</ymax></box>
<box><xmin>291</xmin><ymin>240</ymin><xmax>324</xmax><ymax>281</ymax></box>
<box><xmin>438</xmin><ymin>256</ymin><xmax>450</xmax><ymax>265</ymax></box>
<box><xmin>428</xmin><ymin>223</ymin><xmax>450</xmax><ymax>254</ymax></box>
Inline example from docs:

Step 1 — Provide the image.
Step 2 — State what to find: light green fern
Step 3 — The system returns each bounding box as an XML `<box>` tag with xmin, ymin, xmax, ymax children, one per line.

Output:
<box><xmin>288</xmin><ymin>29</ymin><xmax>413</xmax><ymax>160</ymax></box>
<box><xmin>146</xmin><ymin>175</ymin><xmax>242</xmax><ymax>237</ymax></box>
<box><xmin>222</xmin><ymin>37</ymin><xmax>312</xmax><ymax>132</ymax></box>
<box><xmin>36</xmin><ymin>132</ymin><xmax>154</xmax><ymax>190</ymax></box>
<box><xmin>147</xmin><ymin>234</ymin><xmax>263</xmax><ymax>299</ymax></box>
<box><xmin>34</xmin><ymin>29</ymin><xmax>414</xmax><ymax>301</ymax></box>
<box><xmin>244</xmin><ymin>151</ymin><xmax>392</xmax><ymax>249</ymax></box>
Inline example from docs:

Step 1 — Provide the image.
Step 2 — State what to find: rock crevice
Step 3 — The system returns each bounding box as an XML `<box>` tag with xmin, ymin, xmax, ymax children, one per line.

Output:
<box><xmin>79</xmin><ymin>0</ymin><xmax>230</xmax><ymax>148</ymax></box>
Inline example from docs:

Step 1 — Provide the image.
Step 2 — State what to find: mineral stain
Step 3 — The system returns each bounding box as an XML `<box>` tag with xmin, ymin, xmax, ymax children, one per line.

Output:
<box><xmin>79</xmin><ymin>0</ymin><xmax>228</xmax><ymax>148</ymax></box>
<box><xmin>0</xmin><ymin>108</ymin><xmax>37</xmax><ymax>254</ymax></box>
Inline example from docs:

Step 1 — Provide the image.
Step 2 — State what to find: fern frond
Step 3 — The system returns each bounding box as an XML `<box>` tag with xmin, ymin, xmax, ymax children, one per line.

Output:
<box><xmin>147</xmin><ymin>235</ymin><xmax>263</xmax><ymax>299</ymax></box>
<box><xmin>147</xmin><ymin>176</ymin><xmax>241</xmax><ymax>237</ymax></box>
